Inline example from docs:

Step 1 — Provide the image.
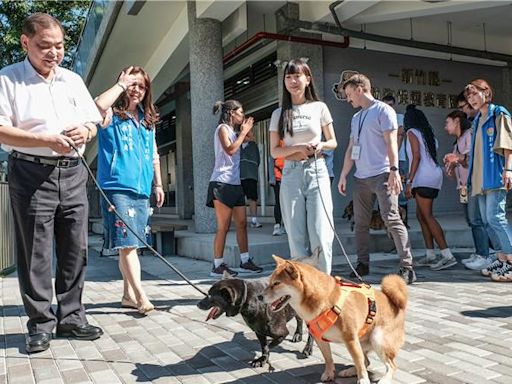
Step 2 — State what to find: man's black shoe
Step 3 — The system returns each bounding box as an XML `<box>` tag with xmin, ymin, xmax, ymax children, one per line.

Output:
<box><xmin>56</xmin><ymin>324</ymin><xmax>103</xmax><ymax>340</ymax></box>
<box><xmin>26</xmin><ymin>332</ymin><xmax>51</xmax><ymax>353</ymax></box>
<box><xmin>350</xmin><ymin>262</ymin><xmax>369</xmax><ymax>278</ymax></box>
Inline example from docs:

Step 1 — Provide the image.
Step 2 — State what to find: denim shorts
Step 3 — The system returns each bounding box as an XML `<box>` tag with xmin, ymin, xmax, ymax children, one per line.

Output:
<box><xmin>101</xmin><ymin>191</ymin><xmax>152</xmax><ymax>250</ymax></box>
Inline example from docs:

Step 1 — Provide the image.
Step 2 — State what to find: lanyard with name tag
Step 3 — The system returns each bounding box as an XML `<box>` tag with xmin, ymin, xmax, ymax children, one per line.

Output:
<box><xmin>351</xmin><ymin>108</ymin><xmax>371</xmax><ymax>160</ymax></box>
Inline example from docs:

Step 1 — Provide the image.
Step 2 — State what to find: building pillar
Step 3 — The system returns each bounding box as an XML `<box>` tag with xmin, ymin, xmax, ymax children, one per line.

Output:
<box><xmin>175</xmin><ymin>84</ymin><xmax>194</xmax><ymax>219</ymax></box>
<box><xmin>188</xmin><ymin>1</ymin><xmax>223</xmax><ymax>233</ymax></box>
<box><xmin>275</xmin><ymin>2</ymin><xmax>324</xmax><ymax>101</ymax></box>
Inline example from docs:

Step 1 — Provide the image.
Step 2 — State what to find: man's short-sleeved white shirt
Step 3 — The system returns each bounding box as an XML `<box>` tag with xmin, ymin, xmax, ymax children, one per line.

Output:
<box><xmin>349</xmin><ymin>99</ymin><xmax>398</xmax><ymax>179</ymax></box>
<box><xmin>0</xmin><ymin>58</ymin><xmax>102</xmax><ymax>157</ymax></box>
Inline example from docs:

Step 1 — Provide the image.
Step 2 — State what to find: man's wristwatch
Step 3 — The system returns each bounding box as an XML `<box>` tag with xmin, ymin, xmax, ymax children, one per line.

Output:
<box><xmin>390</xmin><ymin>166</ymin><xmax>399</xmax><ymax>172</ymax></box>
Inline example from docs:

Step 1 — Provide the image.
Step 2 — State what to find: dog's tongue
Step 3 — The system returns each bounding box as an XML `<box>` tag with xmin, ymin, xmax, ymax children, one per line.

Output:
<box><xmin>206</xmin><ymin>307</ymin><xmax>218</xmax><ymax>321</ymax></box>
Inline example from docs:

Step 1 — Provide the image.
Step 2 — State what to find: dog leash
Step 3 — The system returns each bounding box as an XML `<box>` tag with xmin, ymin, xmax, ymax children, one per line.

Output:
<box><xmin>313</xmin><ymin>152</ymin><xmax>366</xmax><ymax>283</ymax></box>
<box><xmin>69</xmin><ymin>141</ymin><xmax>209</xmax><ymax>297</ymax></box>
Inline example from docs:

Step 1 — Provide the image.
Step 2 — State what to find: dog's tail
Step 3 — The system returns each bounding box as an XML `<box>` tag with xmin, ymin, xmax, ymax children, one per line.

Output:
<box><xmin>380</xmin><ymin>274</ymin><xmax>408</xmax><ymax>311</ymax></box>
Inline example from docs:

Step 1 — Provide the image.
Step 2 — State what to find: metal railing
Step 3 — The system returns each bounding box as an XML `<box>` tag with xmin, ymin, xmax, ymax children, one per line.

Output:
<box><xmin>0</xmin><ymin>182</ymin><xmax>15</xmax><ymax>276</ymax></box>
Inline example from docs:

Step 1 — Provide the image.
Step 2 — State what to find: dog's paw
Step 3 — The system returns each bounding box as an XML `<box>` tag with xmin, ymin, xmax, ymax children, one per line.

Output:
<box><xmin>291</xmin><ymin>332</ymin><xmax>303</xmax><ymax>343</ymax></box>
<box><xmin>338</xmin><ymin>366</ymin><xmax>357</xmax><ymax>378</ymax></box>
<box><xmin>321</xmin><ymin>368</ymin><xmax>336</xmax><ymax>382</ymax></box>
<box><xmin>250</xmin><ymin>356</ymin><xmax>267</xmax><ymax>368</ymax></box>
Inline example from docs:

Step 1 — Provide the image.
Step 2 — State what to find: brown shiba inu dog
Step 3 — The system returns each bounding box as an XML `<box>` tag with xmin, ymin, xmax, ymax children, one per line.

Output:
<box><xmin>261</xmin><ymin>256</ymin><xmax>408</xmax><ymax>384</ymax></box>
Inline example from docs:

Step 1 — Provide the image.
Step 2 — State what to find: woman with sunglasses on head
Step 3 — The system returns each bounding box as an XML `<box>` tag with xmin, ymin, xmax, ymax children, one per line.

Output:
<box><xmin>269</xmin><ymin>58</ymin><xmax>337</xmax><ymax>274</ymax></box>
<box><xmin>94</xmin><ymin>66</ymin><xmax>164</xmax><ymax>314</ymax></box>
<box><xmin>206</xmin><ymin>100</ymin><xmax>263</xmax><ymax>277</ymax></box>
<box><xmin>463</xmin><ymin>79</ymin><xmax>512</xmax><ymax>282</ymax></box>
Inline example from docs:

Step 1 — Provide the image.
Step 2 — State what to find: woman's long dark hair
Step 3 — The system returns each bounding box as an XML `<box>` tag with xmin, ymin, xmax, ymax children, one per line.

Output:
<box><xmin>278</xmin><ymin>58</ymin><xmax>320</xmax><ymax>139</ymax></box>
<box><xmin>213</xmin><ymin>99</ymin><xmax>243</xmax><ymax>130</ymax></box>
<box><xmin>114</xmin><ymin>66</ymin><xmax>158</xmax><ymax>128</ymax></box>
<box><xmin>404</xmin><ymin>104</ymin><xmax>438</xmax><ymax>165</ymax></box>
<box><xmin>446</xmin><ymin>110</ymin><xmax>472</xmax><ymax>146</ymax></box>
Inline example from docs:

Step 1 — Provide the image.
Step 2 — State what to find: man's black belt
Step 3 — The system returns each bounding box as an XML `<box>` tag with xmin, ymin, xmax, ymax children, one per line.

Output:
<box><xmin>11</xmin><ymin>151</ymin><xmax>80</xmax><ymax>168</ymax></box>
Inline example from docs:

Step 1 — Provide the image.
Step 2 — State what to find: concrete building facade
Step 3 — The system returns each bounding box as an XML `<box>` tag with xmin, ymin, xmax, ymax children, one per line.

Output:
<box><xmin>72</xmin><ymin>0</ymin><xmax>512</xmax><ymax>236</ymax></box>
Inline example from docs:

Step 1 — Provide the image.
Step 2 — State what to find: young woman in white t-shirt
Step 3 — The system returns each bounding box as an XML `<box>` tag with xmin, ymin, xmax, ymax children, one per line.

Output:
<box><xmin>269</xmin><ymin>58</ymin><xmax>337</xmax><ymax>274</ymax></box>
<box><xmin>404</xmin><ymin>104</ymin><xmax>456</xmax><ymax>270</ymax></box>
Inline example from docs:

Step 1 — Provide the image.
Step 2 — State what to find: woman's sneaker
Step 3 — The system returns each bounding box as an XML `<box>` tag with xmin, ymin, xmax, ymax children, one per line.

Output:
<box><xmin>465</xmin><ymin>255</ymin><xmax>492</xmax><ymax>271</ymax></box>
<box><xmin>430</xmin><ymin>256</ymin><xmax>458</xmax><ymax>271</ymax></box>
<box><xmin>210</xmin><ymin>263</ymin><xmax>238</xmax><ymax>277</ymax></box>
<box><xmin>461</xmin><ymin>254</ymin><xmax>478</xmax><ymax>265</ymax></box>
<box><xmin>481</xmin><ymin>259</ymin><xmax>503</xmax><ymax>277</ymax></box>
<box><xmin>415</xmin><ymin>255</ymin><xmax>438</xmax><ymax>267</ymax></box>
<box><xmin>398</xmin><ymin>267</ymin><xmax>417</xmax><ymax>284</ymax></box>
<box><xmin>240</xmin><ymin>258</ymin><xmax>263</xmax><ymax>273</ymax></box>
<box><xmin>490</xmin><ymin>262</ymin><xmax>512</xmax><ymax>282</ymax></box>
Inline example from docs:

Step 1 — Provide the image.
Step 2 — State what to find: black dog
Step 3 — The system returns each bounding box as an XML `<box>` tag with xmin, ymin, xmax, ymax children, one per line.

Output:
<box><xmin>197</xmin><ymin>274</ymin><xmax>314</xmax><ymax>371</ymax></box>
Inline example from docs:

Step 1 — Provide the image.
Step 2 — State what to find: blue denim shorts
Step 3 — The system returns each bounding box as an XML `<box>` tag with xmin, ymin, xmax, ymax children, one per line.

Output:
<box><xmin>101</xmin><ymin>191</ymin><xmax>152</xmax><ymax>250</ymax></box>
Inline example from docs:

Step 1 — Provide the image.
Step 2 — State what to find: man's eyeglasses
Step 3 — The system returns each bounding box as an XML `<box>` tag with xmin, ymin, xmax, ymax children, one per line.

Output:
<box><xmin>457</xmin><ymin>102</ymin><xmax>470</xmax><ymax>110</ymax></box>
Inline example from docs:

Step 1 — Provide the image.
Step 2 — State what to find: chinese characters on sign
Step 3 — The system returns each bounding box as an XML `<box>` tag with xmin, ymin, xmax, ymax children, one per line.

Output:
<box><xmin>375</xmin><ymin>68</ymin><xmax>457</xmax><ymax>108</ymax></box>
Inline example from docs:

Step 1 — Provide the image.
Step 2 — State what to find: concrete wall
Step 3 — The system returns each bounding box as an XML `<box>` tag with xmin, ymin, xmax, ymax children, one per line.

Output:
<box><xmin>321</xmin><ymin>46</ymin><xmax>505</xmax><ymax>216</ymax></box>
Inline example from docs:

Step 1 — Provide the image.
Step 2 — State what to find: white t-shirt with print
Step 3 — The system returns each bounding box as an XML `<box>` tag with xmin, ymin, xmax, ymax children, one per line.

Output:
<box><xmin>269</xmin><ymin>101</ymin><xmax>333</xmax><ymax>146</ymax></box>
<box><xmin>349</xmin><ymin>100</ymin><xmax>398</xmax><ymax>179</ymax></box>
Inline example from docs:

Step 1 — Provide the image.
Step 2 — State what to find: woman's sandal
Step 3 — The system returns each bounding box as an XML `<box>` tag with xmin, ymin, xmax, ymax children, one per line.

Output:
<box><xmin>137</xmin><ymin>297</ymin><xmax>155</xmax><ymax>314</ymax></box>
<box><xmin>121</xmin><ymin>296</ymin><xmax>138</xmax><ymax>309</ymax></box>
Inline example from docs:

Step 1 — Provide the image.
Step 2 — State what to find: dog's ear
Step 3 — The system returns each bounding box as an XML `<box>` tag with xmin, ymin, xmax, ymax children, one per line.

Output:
<box><xmin>222</xmin><ymin>271</ymin><xmax>233</xmax><ymax>280</ymax></box>
<box><xmin>309</xmin><ymin>247</ymin><xmax>321</xmax><ymax>267</ymax></box>
<box><xmin>295</xmin><ymin>247</ymin><xmax>321</xmax><ymax>268</ymax></box>
<box><xmin>272</xmin><ymin>255</ymin><xmax>285</xmax><ymax>265</ymax></box>
<box><xmin>284</xmin><ymin>261</ymin><xmax>299</xmax><ymax>280</ymax></box>
<box><xmin>221</xmin><ymin>285</ymin><xmax>238</xmax><ymax>305</ymax></box>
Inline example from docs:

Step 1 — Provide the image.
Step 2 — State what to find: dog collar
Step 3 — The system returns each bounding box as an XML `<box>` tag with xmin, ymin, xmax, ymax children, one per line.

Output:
<box><xmin>306</xmin><ymin>277</ymin><xmax>376</xmax><ymax>342</ymax></box>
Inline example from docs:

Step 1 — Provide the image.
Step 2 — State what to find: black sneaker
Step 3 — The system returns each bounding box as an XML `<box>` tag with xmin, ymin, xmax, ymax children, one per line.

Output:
<box><xmin>350</xmin><ymin>262</ymin><xmax>369</xmax><ymax>278</ymax></box>
<box><xmin>398</xmin><ymin>267</ymin><xmax>417</xmax><ymax>285</ymax></box>
<box><xmin>210</xmin><ymin>263</ymin><xmax>238</xmax><ymax>277</ymax></box>
<box><xmin>240</xmin><ymin>258</ymin><xmax>263</xmax><ymax>273</ymax></box>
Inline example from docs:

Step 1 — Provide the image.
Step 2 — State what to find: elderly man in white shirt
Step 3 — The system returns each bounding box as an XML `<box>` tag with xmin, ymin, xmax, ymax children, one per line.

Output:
<box><xmin>0</xmin><ymin>13</ymin><xmax>103</xmax><ymax>353</ymax></box>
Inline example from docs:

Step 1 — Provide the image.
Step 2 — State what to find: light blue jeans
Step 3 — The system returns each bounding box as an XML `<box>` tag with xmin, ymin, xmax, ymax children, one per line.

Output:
<box><xmin>464</xmin><ymin>193</ymin><xmax>491</xmax><ymax>257</ymax></box>
<box><xmin>477</xmin><ymin>189</ymin><xmax>512</xmax><ymax>255</ymax></box>
<box><xmin>280</xmin><ymin>157</ymin><xmax>334</xmax><ymax>274</ymax></box>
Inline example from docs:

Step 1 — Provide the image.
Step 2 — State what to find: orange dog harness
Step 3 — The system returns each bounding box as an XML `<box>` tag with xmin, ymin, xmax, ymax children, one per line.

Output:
<box><xmin>306</xmin><ymin>277</ymin><xmax>376</xmax><ymax>342</ymax></box>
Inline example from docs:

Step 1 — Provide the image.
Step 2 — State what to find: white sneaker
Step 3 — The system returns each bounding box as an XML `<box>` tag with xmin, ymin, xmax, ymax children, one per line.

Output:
<box><xmin>278</xmin><ymin>226</ymin><xmax>286</xmax><ymax>235</ymax></box>
<box><xmin>461</xmin><ymin>254</ymin><xmax>478</xmax><ymax>265</ymax></box>
<box><xmin>250</xmin><ymin>219</ymin><xmax>262</xmax><ymax>228</ymax></box>
<box><xmin>465</xmin><ymin>255</ymin><xmax>493</xmax><ymax>270</ymax></box>
<box><xmin>430</xmin><ymin>256</ymin><xmax>458</xmax><ymax>271</ymax></box>
<box><xmin>272</xmin><ymin>224</ymin><xmax>281</xmax><ymax>236</ymax></box>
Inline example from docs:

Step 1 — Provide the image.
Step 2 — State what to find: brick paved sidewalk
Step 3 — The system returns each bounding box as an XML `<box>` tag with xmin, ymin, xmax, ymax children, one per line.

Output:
<box><xmin>1</xmin><ymin>236</ymin><xmax>512</xmax><ymax>384</ymax></box>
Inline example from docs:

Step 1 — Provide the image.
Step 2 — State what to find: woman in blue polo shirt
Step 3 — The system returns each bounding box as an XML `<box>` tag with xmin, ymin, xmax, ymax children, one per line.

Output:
<box><xmin>465</xmin><ymin>79</ymin><xmax>512</xmax><ymax>282</ymax></box>
<box><xmin>95</xmin><ymin>66</ymin><xmax>165</xmax><ymax>313</ymax></box>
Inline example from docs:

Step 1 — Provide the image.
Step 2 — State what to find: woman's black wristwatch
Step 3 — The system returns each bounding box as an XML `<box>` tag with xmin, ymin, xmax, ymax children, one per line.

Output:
<box><xmin>390</xmin><ymin>166</ymin><xmax>399</xmax><ymax>172</ymax></box>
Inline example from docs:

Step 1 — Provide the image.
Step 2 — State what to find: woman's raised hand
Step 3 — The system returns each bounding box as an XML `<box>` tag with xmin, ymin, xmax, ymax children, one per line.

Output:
<box><xmin>240</xmin><ymin>117</ymin><xmax>254</xmax><ymax>136</ymax></box>
<box><xmin>117</xmin><ymin>66</ymin><xmax>137</xmax><ymax>90</ymax></box>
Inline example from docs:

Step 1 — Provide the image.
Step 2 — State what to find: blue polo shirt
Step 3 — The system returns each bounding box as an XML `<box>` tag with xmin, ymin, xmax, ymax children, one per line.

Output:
<box><xmin>97</xmin><ymin>110</ymin><xmax>155</xmax><ymax>198</ymax></box>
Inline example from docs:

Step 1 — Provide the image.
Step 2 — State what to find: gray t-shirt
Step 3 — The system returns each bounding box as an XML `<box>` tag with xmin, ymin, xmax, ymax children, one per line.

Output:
<box><xmin>269</xmin><ymin>101</ymin><xmax>333</xmax><ymax>146</ymax></box>
<box><xmin>350</xmin><ymin>100</ymin><xmax>398</xmax><ymax>179</ymax></box>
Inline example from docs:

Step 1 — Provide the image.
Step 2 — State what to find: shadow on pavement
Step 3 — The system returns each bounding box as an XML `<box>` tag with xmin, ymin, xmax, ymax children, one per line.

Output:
<box><xmin>461</xmin><ymin>306</ymin><xmax>512</xmax><ymax>318</ymax></box>
<box><xmin>129</xmin><ymin>332</ymin><xmax>371</xmax><ymax>383</ymax></box>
